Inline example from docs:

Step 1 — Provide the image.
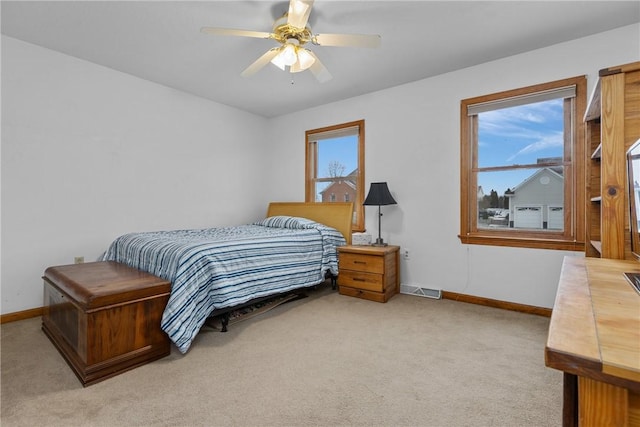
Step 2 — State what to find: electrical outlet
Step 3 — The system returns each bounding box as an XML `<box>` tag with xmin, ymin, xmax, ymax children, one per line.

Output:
<box><xmin>402</xmin><ymin>249</ymin><xmax>410</xmax><ymax>260</ymax></box>
<box><xmin>74</xmin><ymin>256</ymin><xmax>84</xmax><ymax>264</ymax></box>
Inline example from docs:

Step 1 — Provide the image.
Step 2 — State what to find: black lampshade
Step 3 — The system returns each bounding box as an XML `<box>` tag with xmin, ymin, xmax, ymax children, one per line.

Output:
<box><xmin>363</xmin><ymin>182</ymin><xmax>397</xmax><ymax>206</ymax></box>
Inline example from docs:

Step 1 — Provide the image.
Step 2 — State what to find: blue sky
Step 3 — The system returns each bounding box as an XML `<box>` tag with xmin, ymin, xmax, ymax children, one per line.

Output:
<box><xmin>317</xmin><ymin>135</ymin><xmax>358</xmax><ymax>176</ymax></box>
<box><xmin>477</xmin><ymin>98</ymin><xmax>564</xmax><ymax>195</ymax></box>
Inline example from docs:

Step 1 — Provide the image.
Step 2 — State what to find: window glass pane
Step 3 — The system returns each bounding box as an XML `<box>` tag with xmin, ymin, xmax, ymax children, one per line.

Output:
<box><xmin>314</xmin><ymin>135</ymin><xmax>358</xmax><ymax>202</ymax></box>
<box><xmin>477</xmin><ymin>99</ymin><xmax>564</xmax><ymax>168</ymax></box>
<box><xmin>477</xmin><ymin>167</ymin><xmax>564</xmax><ymax>231</ymax></box>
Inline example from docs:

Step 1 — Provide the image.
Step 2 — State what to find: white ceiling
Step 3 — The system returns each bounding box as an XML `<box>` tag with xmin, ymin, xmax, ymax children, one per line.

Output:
<box><xmin>2</xmin><ymin>1</ymin><xmax>639</xmax><ymax>118</ymax></box>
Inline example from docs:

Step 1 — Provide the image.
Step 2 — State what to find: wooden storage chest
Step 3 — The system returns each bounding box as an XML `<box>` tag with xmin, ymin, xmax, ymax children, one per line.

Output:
<box><xmin>42</xmin><ymin>261</ymin><xmax>171</xmax><ymax>386</ymax></box>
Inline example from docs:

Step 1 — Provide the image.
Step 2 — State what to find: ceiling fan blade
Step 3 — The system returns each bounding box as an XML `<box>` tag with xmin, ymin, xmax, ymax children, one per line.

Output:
<box><xmin>241</xmin><ymin>48</ymin><xmax>282</xmax><ymax>77</ymax></box>
<box><xmin>313</xmin><ymin>33</ymin><xmax>381</xmax><ymax>48</ymax></box>
<box><xmin>307</xmin><ymin>51</ymin><xmax>332</xmax><ymax>83</ymax></box>
<box><xmin>201</xmin><ymin>27</ymin><xmax>272</xmax><ymax>39</ymax></box>
<box><xmin>287</xmin><ymin>0</ymin><xmax>314</xmax><ymax>29</ymax></box>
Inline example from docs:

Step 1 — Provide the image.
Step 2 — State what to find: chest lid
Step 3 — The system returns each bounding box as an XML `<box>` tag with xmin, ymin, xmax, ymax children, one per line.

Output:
<box><xmin>43</xmin><ymin>261</ymin><xmax>171</xmax><ymax>309</ymax></box>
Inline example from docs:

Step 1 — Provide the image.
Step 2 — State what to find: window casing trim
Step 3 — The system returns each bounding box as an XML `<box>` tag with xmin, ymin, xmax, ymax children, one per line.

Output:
<box><xmin>305</xmin><ymin>119</ymin><xmax>365</xmax><ymax>232</ymax></box>
<box><xmin>459</xmin><ymin>76</ymin><xmax>587</xmax><ymax>250</ymax></box>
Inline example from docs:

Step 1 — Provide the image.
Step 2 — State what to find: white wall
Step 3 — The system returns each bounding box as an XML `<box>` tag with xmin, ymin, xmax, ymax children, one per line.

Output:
<box><xmin>2</xmin><ymin>24</ymin><xmax>639</xmax><ymax>315</ymax></box>
<box><xmin>1</xmin><ymin>36</ymin><xmax>270</xmax><ymax>314</ymax></box>
<box><xmin>264</xmin><ymin>24</ymin><xmax>640</xmax><ymax>308</ymax></box>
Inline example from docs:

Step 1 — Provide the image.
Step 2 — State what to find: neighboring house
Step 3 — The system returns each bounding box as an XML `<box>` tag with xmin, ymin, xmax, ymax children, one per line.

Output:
<box><xmin>320</xmin><ymin>169</ymin><xmax>357</xmax><ymax>202</ymax></box>
<box><xmin>505</xmin><ymin>167</ymin><xmax>564</xmax><ymax>229</ymax></box>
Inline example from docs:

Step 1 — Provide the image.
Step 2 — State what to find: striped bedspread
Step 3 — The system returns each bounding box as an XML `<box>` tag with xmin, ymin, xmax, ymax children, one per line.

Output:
<box><xmin>101</xmin><ymin>216</ymin><xmax>346</xmax><ymax>353</ymax></box>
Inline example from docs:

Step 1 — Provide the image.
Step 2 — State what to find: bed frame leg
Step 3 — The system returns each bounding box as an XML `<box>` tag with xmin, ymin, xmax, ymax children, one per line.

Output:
<box><xmin>331</xmin><ymin>274</ymin><xmax>337</xmax><ymax>290</ymax></box>
<box><xmin>221</xmin><ymin>313</ymin><xmax>230</xmax><ymax>332</ymax></box>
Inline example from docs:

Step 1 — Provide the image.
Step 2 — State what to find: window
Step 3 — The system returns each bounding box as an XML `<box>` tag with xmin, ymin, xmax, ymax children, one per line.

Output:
<box><xmin>459</xmin><ymin>76</ymin><xmax>586</xmax><ymax>250</ymax></box>
<box><xmin>306</xmin><ymin>120</ymin><xmax>365</xmax><ymax>231</ymax></box>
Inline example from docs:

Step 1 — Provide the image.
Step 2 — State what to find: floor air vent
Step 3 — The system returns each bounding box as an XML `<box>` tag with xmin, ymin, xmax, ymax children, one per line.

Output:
<box><xmin>400</xmin><ymin>284</ymin><xmax>442</xmax><ymax>299</ymax></box>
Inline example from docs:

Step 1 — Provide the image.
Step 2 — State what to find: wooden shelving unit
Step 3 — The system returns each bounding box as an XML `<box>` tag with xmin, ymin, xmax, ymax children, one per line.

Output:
<box><xmin>584</xmin><ymin>61</ymin><xmax>640</xmax><ymax>260</ymax></box>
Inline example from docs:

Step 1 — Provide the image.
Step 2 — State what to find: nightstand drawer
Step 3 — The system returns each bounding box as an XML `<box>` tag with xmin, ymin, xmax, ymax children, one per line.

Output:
<box><xmin>339</xmin><ymin>284</ymin><xmax>396</xmax><ymax>303</ymax></box>
<box><xmin>338</xmin><ymin>270</ymin><xmax>384</xmax><ymax>292</ymax></box>
<box><xmin>339</xmin><ymin>252</ymin><xmax>384</xmax><ymax>274</ymax></box>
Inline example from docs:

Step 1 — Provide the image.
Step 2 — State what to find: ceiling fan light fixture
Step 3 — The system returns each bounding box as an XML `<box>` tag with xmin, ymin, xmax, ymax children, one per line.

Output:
<box><xmin>281</xmin><ymin>43</ymin><xmax>298</xmax><ymax>65</ymax></box>
<box><xmin>271</xmin><ymin>41</ymin><xmax>299</xmax><ymax>70</ymax></box>
<box><xmin>296</xmin><ymin>48</ymin><xmax>316</xmax><ymax>71</ymax></box>
<box><xmin>270</xmin><ymin>53</ymin><xmax>287</xmax><ymax>70</ymax></box>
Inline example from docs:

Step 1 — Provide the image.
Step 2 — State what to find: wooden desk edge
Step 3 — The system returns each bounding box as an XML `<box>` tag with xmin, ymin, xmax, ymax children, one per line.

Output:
<box><xmin>546</xmin><ymin>256</ymin><xmax>640</xmax><ymax>394</ymax></box>
<box><xmin>546</xmin><ymin>257</ymin><xmax>600</xmax><ymax>362</ymax></box>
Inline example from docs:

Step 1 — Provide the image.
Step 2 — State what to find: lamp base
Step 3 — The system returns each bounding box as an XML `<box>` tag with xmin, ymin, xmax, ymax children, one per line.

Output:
<box><xmin>371</xmin><ymin>238</ymin><xmax>387</xmax><ymax>247</ymax></box>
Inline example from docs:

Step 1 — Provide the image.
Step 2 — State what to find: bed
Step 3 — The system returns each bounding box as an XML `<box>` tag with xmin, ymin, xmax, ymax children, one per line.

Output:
<box><xmin>101</xmin><ymin>202</ymin><xmax>353</xmax><ymax>353</ymax></box>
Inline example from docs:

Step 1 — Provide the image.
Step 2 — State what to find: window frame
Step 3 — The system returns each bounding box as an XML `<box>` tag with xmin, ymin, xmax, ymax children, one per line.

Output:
<box><xmin>305</xmin><ymin>119</ymin><xmax>365</xmax><ymax>232</ymax></box>
<box><xmin>459</xmin><ymin>76</ymin><xmax>587</xmax><ymax>250</ymax></box>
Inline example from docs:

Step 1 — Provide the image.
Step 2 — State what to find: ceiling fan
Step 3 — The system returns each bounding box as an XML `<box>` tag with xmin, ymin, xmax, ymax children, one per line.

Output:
<box><xmin>201</xmin><ymin>0</ymin><xmax>381</xmax><ymax>83</ymax></box>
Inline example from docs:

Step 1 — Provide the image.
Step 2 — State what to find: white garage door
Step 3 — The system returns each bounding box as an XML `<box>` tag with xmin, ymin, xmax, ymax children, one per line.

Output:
<box><xmin>514</xmin><ymin>206</ymin><xmax>543</xmax><ymax>229</ymax></box>
<box><xmin>548</xmin><ymin>206</ymin><xmax>564</xmax><ymax>230</ymax></box>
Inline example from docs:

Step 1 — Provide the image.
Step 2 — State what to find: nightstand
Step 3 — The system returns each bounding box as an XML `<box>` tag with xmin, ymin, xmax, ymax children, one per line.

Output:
<box><xmin>337</xmin><ymin>245</ymin><xmax>400</xmax><ymax>303</ymax></box>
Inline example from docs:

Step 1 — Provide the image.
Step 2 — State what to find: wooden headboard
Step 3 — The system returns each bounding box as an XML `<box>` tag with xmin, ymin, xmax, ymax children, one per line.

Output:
<box><xmin>266</xmin><ymin>202</ymin><xmax>353</xmax><ymax>245</ymax></box>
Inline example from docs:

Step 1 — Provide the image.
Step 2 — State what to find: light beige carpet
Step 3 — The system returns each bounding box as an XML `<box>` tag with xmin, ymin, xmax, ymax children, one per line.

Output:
<box><xmin>1</xmin><ymin>284</ymin><xmax>562</xmax><ymax>426</ymax></box>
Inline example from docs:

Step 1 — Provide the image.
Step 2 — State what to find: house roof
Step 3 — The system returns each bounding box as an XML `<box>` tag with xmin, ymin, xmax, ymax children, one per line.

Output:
<box><xmin>507</xmin><ymin>167</ymin><xmax>564</xmax><ymax>196</ymax></box>
<box><xmin>319</xmin><ymin>179</ymin><xmax>356</xmax><ymax>195</ymax></box>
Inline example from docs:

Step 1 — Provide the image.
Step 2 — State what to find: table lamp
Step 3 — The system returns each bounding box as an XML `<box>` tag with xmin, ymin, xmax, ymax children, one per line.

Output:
<box><xmin>363</xmin><ymin>182</ymin><xmax>397</xmax><ymax>246</ymax></box>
